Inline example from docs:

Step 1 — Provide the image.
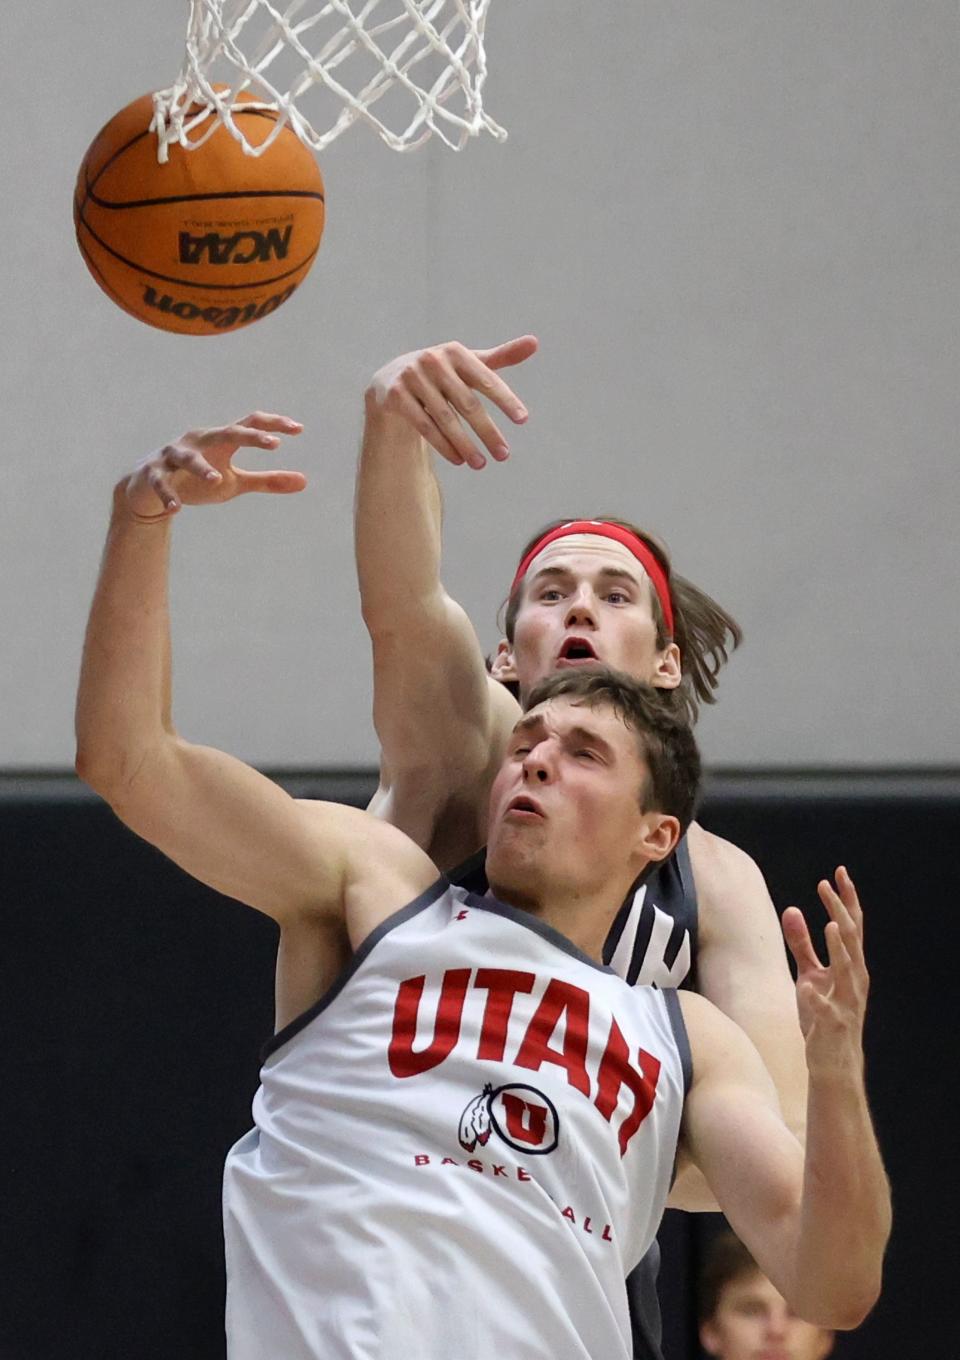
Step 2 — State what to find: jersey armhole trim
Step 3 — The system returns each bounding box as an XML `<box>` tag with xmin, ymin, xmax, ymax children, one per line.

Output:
<box><xmin>662</xmin><ymin>988</ymin><xmax>693</xmax><ymax>1097</ymax></box>
<box><xmin>261</xmin><ymin>875</ymin><xmax>450</xmax><ymax>1060</ymax></box>
<box><xmin>675</xmin><ymin>832</ymin><xmax>699</xmax><ymax>991</ymax></box>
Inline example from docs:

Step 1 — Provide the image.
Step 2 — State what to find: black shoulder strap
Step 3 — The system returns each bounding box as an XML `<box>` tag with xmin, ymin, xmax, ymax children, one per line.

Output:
<box><xmin>447</xmin><ymin>847</ymin><xmax>490</xmax><ymax>895</ymax></box>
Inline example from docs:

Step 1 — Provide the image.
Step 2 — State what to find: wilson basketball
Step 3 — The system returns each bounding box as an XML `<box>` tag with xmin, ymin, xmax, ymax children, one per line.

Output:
<box><xmin>74</xmin><ymin>92</ymin><xmax>325</xmax><ymax>336</ymax></box>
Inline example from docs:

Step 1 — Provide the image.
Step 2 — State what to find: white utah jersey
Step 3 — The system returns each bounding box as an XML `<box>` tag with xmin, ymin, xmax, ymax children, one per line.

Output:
<box><xmin>223</xmin><ymin>879</ymin><xmax>691</xmax><ymax>1360</ymax></box>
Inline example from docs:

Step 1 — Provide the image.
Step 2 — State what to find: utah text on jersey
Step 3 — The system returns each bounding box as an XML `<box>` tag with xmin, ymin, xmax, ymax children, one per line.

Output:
<box><xmin>388</xmin><ymin>963</ymin><xmax>663</xmax><ymax>1156</ymax></box>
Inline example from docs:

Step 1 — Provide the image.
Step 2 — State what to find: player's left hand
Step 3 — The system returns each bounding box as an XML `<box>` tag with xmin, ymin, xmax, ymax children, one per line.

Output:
<box><xmin>124</xmin><ymin>412</ymin><xmax>306</xmax><ymax>520</ymax></box>
<box><xmin>781</xmin><ymin>866</ymin><xmax>869</xmax><ymax>1078</ymax></box>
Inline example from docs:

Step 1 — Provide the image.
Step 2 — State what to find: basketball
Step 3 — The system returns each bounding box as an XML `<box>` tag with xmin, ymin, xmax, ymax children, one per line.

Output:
<box><xmin>73</xmin><ymin>92</ymin><xmax>325</xmax><ymax>336</ymax></box>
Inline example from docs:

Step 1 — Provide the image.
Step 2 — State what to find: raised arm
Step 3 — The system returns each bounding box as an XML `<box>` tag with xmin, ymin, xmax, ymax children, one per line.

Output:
<box><xmin>668</xmin><ymin>825</ymin><xmax>809</xmax><ymax>1212</ymax></box>
<box><xmin>75</xmin><ymin>416</ymin><xmax>432</xmax><ymax>933</ymax></box>
<box><xmin>679</xmin><ymin>869</ymin><xmax>890</xmax><ymax>1329</ymax></box>
<box><xmin>355</xmin><ymin>339</ymin><xmax>536</xmax><ymax>864</ymax></box>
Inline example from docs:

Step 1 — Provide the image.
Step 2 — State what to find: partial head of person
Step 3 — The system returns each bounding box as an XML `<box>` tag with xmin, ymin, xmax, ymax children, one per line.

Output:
<box><xmin>699</xmin><ymin>1232</ymin><xmax>835</xmax><ymax>1360</ymax></box>
<box><xmin>490</xmin><ymin>518</ymin><xmax>742</xmax><ymax>724</ymax></box>
<box><xmin>485</xmin><ymin>668</ymin><xmax>700</xmax><ymax>936</ymax></box>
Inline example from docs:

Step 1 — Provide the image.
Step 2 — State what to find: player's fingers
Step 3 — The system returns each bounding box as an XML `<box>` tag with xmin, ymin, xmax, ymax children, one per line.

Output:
<box><xmin>828</xmin><ymin>869</ymin><xmax>869</xmax><ymax>985</ymax></box>
<box><xmin>389</xmin><ymin>388</ymin><xmax>466</xmax><ymax>467</ymax></box>
<box><xmin>236</xmin><ymin>469</ymin><xmax>308</xmax><ymax>496</ymax></box>
<box><xmin>237</xmin><ymin>412</ymin><xmax>304</xmax><ymax>434</ymax></box>
<box><xmin>818</xmin><ymin>876</ymin><xmax>864</xmax><ymax>967</ymax></box>
<box><xmin>823</xmin><ymin>919</ymin><xmax>853</xmax><ymax>976</ymax></box>
<box><xmin>170</xmin><ymin>447</ymin><xmax>222</xmax><ymax>484</ymax></box>
<box><xmin>404</xmin><ymin>369</ymin><xmax>485</xmax><ymax>468</ymax></box>
<box><xmin>835</xmin><ymin>865</ymin><xmax>864</xmax><ymax>931</ymax></box>
<box><xmin>781</xmin><ymin>906</ymin><xmax>823</xmax><ymax>975</ymax></box>
<box><xmin>454</xmin><ymin>348</ymin><xmax>530</xmax><ymax>425</ymax></box>
<box><xmin>474</xmin><ymin>334</ymin><xmax>539</xmax><ymax>376</ymax></box>
<box><xmin>436</xmin><ymin>368</ymin><xmax>511</xmax><ymax>461</ymax></box>
<box><xmin>823</xmin><ymin>918</ymin><xmax>868</xmax><ymax>1013</ymax></box>
<box><xmin>820</xmin><ymin>869</ymin><xmax>860</xmax><ymax>920</ymax></box>
<box><xmin>210</xmin><ymin>423</ymin><xmax>283</xmax><ymax>453</ymax></box>
<box><xmin>144</xmin><ymin>464</ymin><xmax>181</xmax><ymax>514</ymax></box>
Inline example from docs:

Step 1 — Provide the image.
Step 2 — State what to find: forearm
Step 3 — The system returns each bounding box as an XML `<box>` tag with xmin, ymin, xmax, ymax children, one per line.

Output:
<box><xmin>75</xmin><ymin>491</ymin><xmax>347</xmax><ymax>919</ymax></box>
<box><xmin>355</xmin><ymin>402</ymin><xmax>445</xmax><ymax>632</ymax></box>
<box><xmin>75</xmin><ymin>486</ymin><xmax>175</xmax><ymax>792</ymax></box>
<box><xmin>789</xmin><ymin>1064</ymin><xmax>890</xmax><ymax>1327</ymax></box>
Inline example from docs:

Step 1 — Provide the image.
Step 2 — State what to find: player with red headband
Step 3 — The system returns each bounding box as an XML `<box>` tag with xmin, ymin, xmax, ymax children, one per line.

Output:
<box><xmin>511</xmin><ymin>522</ymin><xmax>676</xmax><ymax>633</ymax></box>
<box><xmin>355</xmin><ymin>338</ymin><xmax>808</xmax><ymax>1355</ymax></box>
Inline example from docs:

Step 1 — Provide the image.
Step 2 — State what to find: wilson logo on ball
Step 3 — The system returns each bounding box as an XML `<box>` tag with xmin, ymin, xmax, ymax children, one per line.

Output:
<box><xmin>142</xmin><ymin>284</ymin><xmax>297</xmax><ymax>330</ymax></box>
<box><xmin>178</xmin><ymin>228</ymin><xmax>293</xmax><ymax>266</ymax></box>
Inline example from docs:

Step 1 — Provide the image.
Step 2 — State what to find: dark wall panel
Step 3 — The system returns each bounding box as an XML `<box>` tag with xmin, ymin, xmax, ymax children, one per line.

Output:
<box><xmin>2</xmin><ymin>774</ymin><xmax>955</xmax><ymax>1359</ymax></box>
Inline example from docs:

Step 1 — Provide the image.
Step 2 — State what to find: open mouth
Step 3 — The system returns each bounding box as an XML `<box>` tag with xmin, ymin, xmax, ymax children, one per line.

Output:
<box><xmin>507</xmin><ymin>795</ymin><xmax>544</xmax><ymax>819</ymax></box>
<box><xmin>557</xmin><ymin>637</ymin><xmax>599</xmax><ymax>663</ymax></box>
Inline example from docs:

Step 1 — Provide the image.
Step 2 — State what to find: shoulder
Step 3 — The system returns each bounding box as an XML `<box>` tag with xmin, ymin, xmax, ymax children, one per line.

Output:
<box><xmin>685</xmin><ymin>821</ymin><xmax>776</xmax><ymax>944</ymax></box>
<box><xmin>678</xmin><ymin>990</ymin><xmax>773</xmax><ymax>1090</ymax></box>
<box><xmin>677</xmin><ymin>991</ymin><xmax>743</xmax><ymax>1087</ymax></box>
<box><xmin>686</xmin><ymin>820</ymin><xmax>766</xmax><ymax>893</ymax></box>
<box><xmin>677</xmin><ymin>987</ymin><xmax>719</xmax><ymax>1038</ymax></box>
<box><xmin>296</xmin><ymin>798</ymin><xmax>439</xmax><ymax>909</ymax></box>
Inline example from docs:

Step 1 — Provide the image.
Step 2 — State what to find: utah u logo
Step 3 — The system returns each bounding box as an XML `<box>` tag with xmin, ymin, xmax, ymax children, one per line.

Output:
<box><xmin>459</xmin><ymin>1082</ymin><xmax>560</xmax><ymax>1155</ymax></box>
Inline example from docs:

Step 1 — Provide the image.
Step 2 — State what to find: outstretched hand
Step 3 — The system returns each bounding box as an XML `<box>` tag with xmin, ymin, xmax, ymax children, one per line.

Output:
<box><xmin>365</xmin><ymin>336</ymin><xmax>538</xmax><ymax>470</ymax></box>
<box><xmin>124</xmin><ymin>412</ymin><xmax>306</xmax><ymax>520</ymax></box>
<box><xmin>782</xmin><ymin>866</ymin><xmax>869</xmax><ymax>1077</ymax></box>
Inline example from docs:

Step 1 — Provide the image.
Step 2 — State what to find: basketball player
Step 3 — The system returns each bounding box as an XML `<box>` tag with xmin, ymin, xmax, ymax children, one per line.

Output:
<box><xmin>698</xmin><ymin>1232</ymin><xmax>835</xmax><ymax>1360</ymax></box>
<box><xmin>75</xmin><ymin>431</ymin><xmax>889</xmax><ymax>1359</ymax></box>
<box><xmin>355</xmin><ymin>337</ymin><xmax>806</xmax><ymax>1214</ymax></box>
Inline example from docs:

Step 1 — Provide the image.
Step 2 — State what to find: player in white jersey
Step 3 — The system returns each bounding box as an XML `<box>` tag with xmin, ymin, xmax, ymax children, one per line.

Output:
<box><xmin>76</xmin><ymin>417</ymin><xmax>890</xmax><ymax>1360</ymax></box>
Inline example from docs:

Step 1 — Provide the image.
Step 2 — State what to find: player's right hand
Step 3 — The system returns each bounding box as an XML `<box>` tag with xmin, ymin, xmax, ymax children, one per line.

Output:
<box><xmin>122</xmin><ymin>413</ymin><xmax>306</xmax><ymax>520</ymax></box>
<box><xmin>364</xmin><ymin>337</ymin><xmax>538</xmax><ymax>470</ymax></box>
<box><xmin>781</xmin><ymin>866</ymin><xmax>869</xmax><ymax>1080</ymax></box>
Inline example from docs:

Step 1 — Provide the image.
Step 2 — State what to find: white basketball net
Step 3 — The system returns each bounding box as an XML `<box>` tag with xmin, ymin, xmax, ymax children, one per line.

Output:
<box><xmin>152</xmin><ymin>0</ymin><xmax>505</xmax><ymax>158</ymax></box>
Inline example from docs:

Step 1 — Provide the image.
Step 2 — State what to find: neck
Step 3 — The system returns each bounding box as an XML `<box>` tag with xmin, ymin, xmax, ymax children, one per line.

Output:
<box><xmin>486</xmin><ymin>874</ymin><xmax>635</xmax><ymax>963</ymax></box>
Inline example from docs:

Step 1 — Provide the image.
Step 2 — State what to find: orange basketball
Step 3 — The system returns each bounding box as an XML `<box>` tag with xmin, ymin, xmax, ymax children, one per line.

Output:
<box><xmin>74</xmin><ymin>92</ymin><xmax>325</xmax><ymax>336</ymax></box>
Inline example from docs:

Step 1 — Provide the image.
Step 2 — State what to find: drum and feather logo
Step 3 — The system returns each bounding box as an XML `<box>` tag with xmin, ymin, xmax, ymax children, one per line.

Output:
<box><xmin>459</xmin><ymin>1082</ymin><xmax>560</xmax><ymax>1155</ymax></box>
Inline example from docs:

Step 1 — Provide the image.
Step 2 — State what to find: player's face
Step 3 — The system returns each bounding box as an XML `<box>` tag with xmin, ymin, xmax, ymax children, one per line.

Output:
<box><xmin>502</xmin><ymin>535</ymin><xmax>680</xmax><ymax>703</ymax></box>
<box><xmin>699</xmin><ymin>1272</ymin><xmax>834</xmax><ymax>1360</ymax></box>
<box><xmin>485</xmin><ymin>697</ymin><xmax>659</xmax><ymax>907</ymax></box>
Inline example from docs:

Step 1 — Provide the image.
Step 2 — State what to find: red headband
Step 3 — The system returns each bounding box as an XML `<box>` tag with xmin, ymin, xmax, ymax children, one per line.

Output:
<box><xmin>510</xmin><ymin>520</ymin><xmax>674</xmax><ymax>636</ymax></box>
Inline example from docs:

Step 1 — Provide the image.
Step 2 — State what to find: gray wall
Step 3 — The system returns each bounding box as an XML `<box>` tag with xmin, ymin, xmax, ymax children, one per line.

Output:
<box><xmin>2</xmin><ymin>1</ymin><xmax>956</xmax><ymax>769</ymax></box>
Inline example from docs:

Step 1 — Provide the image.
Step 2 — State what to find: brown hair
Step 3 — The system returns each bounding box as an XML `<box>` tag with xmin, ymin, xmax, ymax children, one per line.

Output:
<box><xmin>525</xmin><ymin>668</ymin><xmax>701</xmax><ymax>835</ymax></box>
<box><xmin>501</xmin><ymin>517</ymin><xmax>742</xmax><ymax>726</ymax></box>
<box><xmin>697</xmin><ymin>1233</ymin><xmax>763</xmax><ymax>1323</ymax></box>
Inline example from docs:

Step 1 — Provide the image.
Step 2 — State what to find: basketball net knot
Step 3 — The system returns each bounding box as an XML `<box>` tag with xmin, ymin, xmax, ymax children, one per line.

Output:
<box><xmin>152</xmin><ymin>0</ymin><xmax>505</xmax><ymax>160</ymax></box>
